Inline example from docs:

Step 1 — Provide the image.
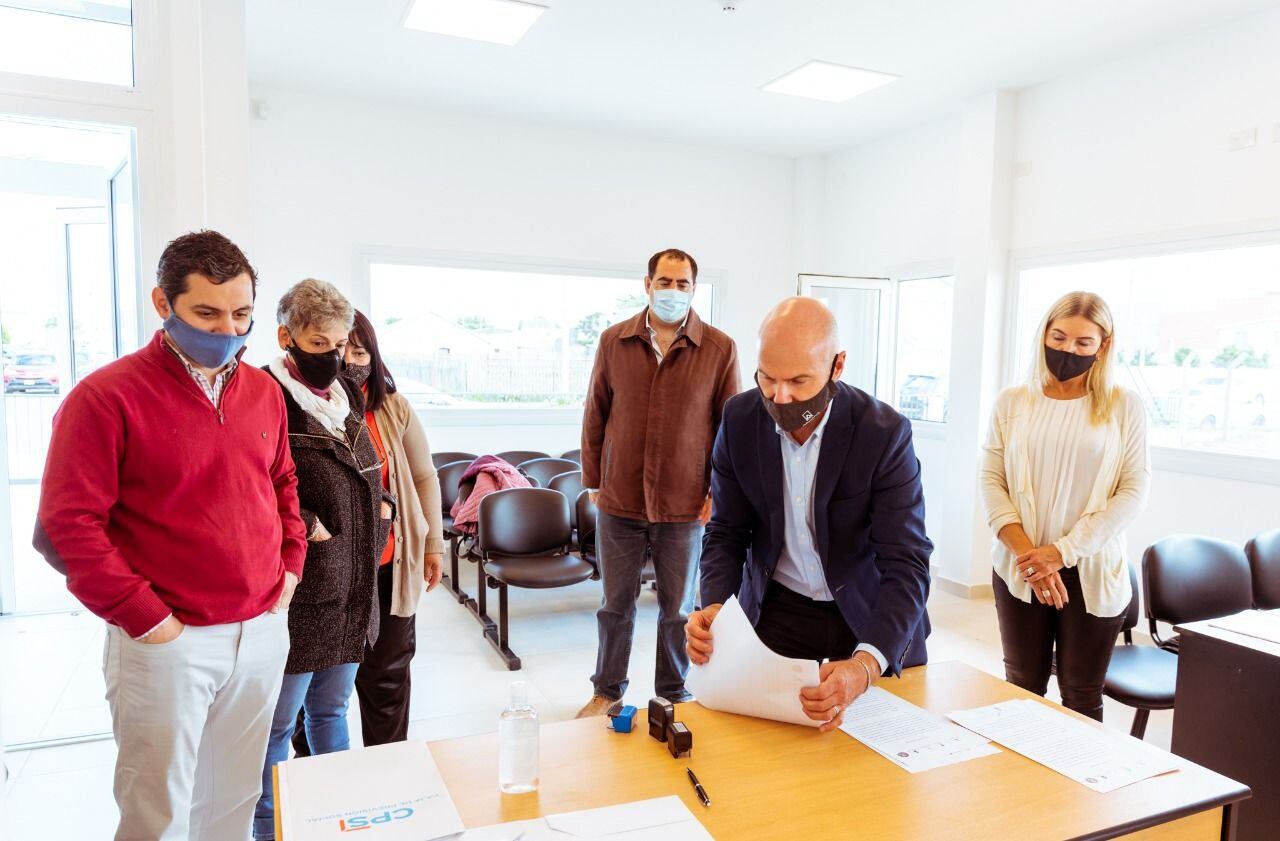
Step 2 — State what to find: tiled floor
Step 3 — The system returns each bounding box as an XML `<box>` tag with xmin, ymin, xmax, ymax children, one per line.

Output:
<box><xmin>0</xmin><ymin>577</ymin><xmax>1175</xmax><ymax>840</ymax></box>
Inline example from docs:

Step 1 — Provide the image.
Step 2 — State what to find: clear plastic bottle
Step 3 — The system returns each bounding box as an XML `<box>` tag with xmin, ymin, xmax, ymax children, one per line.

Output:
<box><xmin>498</xmin><ymin>681</ymin><xmax>539</xmax><ymax>793</ymax></box>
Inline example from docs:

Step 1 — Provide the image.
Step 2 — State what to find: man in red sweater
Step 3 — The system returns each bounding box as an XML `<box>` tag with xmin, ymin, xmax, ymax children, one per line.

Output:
<box><xmin>34</xmin><ymin>230</ymin><xmax>307</xmax><ymax>841</ymax></box>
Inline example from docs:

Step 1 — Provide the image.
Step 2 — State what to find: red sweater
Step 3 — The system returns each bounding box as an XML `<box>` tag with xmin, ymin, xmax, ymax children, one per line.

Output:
<box><xmin>35</xmin><ymin>331</ymin><xmax>308</xmax><ymax>637</ymax></box>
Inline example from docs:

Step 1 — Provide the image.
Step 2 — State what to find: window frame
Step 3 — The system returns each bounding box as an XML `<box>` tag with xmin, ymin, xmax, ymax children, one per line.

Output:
<box><xmin>355</xmin><ymin>246</ymin><xmax>724</xmax><ymax>428</ymax></box>
<box><xmin>799</xmin><ymin>267</ymin><xmax>956</xmax><ymax>439</ymax></box>
<box><xmin>890</xmin><ymin>267</ymin><xmax>956</xmax><ymax>437</ymax></box>
<box><xmin>0</xmin><ymin>0</ymin><xmax>158</xmax><ymax>110</ymax></box>
<box><xmin>1007</xmin><ymin>227</ymin><xmax>1280</xmax><ymax>486</ymax></box>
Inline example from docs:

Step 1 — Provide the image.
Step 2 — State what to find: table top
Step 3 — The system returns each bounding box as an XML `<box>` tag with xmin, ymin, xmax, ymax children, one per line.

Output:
<box><xmin>428</xmin><ymin>660</ymin><xmax>1248</xmax><ymax>841</ymax></box>
<box><xmin>1177</xmin><ymin>610</ymin><xmax>1280</xmax><ymax>659</ymax></box>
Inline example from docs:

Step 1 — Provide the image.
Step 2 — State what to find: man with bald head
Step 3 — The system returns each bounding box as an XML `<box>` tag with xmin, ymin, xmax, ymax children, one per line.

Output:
<box><xmin>686</xmin><ymin>297</ymin><xmax>931</xmax><ymax>732</ymax></box>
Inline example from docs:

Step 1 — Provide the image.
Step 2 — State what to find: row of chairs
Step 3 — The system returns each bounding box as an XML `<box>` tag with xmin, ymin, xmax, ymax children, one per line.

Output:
<box><xmin>431</xmin><ymin>449</ymin><xmax>581</xmax><ymax>471</ymax></box>
<box><xmin>433</xmin><ymin>450</ymin><xmax>598</xmax><ymax>669</ymax></box>
<box><xmin>1102</xmin><ymin>531</ymin><xmax>1280</xmax><ymax>738</ymax></box>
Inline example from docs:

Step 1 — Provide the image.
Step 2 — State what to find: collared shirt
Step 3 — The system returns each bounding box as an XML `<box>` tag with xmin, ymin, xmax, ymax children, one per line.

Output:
<box><xmin>162</xmin><ymin>336</ymin><xmax>237</xmax><ymax>408</ymax></box>
<box><xmin>773</xmin><ymin>408</ymin><xmax>888</xmax><ymax>674</ymax></box>
<box><xmin>644</xmin><ymin>310</ymin><xmax>689</xmax><ymax>364</ymax></box>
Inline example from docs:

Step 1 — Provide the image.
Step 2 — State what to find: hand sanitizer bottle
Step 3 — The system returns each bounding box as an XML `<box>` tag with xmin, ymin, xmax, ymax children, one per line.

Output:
<box><xmin>499</xmin><ymin>681</ymin><xmax>539</xmax><ymax>793</ymax></box>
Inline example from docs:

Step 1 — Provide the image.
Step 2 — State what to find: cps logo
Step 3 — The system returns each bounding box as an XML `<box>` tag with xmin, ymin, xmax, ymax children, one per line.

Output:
<box><xmin>338</xmin><ymin>807</ymin><xmax>414</xmax><ymax>831</ymax></box>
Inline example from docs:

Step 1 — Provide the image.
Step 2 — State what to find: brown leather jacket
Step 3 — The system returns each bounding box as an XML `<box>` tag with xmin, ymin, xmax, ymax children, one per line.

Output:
<box><xmin>581</xmin><ymin>308</ymin><xmax>739</xmax><ymax>523</ymax></box>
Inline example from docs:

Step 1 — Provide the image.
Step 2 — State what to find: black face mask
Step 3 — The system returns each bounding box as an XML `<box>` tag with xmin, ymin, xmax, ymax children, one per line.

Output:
<box><xmin>287</xmin><ymin>342</ymin><xmax>345</xmax><ymax>389</ymax></box>
<box><xmin>345</xmin><ymin>363</ymin><xmax>373</xmax><ymax>388</ymax></box>
<box><xmin>1044</xmin><ymin>345</ymin><xmax>1097</xmax><ymax>382</ymax></box>
<box><xmin>757</xmin><ymin>357</ymin><xmax>839</xmax><ymax>432</ymax></box>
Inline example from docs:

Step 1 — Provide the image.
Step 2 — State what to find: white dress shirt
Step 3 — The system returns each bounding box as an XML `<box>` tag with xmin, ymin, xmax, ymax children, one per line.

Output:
<box><xmin>773</xmin><ymin>409</ymin><xmax>888</xmax><ymax>674</ymax></box>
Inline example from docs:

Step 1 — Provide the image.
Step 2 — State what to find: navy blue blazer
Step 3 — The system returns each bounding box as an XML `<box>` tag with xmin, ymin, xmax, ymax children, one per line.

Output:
<box><xmin>701</xmin><ymin>382</ymin><xmax>932</xmax><ymax>676</ymax></box>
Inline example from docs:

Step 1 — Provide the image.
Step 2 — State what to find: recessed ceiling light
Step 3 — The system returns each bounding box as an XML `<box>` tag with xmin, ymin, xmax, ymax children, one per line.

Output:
<box><xmin>403</xmin><ymin>0</ymin><xmax>547</xmax><ymax>46</ymax></box>
<box><xmin>762</xmin><ymin>60</ymin><xmax>898</xmax><ymax>103</ymax></box>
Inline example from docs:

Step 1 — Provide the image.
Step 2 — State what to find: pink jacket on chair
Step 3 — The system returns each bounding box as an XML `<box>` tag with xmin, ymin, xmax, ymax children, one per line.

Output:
<box><xmin>449</xmin><ymin>455</ymin><xmax>532</xmax><ymax>535</ymax></box>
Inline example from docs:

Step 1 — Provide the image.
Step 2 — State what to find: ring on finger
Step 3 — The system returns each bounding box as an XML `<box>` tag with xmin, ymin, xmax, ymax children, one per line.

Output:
<box><xmin>1041</xmin><ymin>589</ymin><xmax>1051</xmax><ymax>599</ymax></box>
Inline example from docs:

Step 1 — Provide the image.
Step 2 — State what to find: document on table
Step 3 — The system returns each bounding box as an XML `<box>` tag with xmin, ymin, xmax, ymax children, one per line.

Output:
<box><xmin>276</xmin><ymin>740</ymin><xmax>465</xmax><ymax>840</ymax></box>
<box><xmin>452</xmin><ymin>796</ymin><xmax>715</xmax><ymax>840</ymax></box>
<box><xmin>685</xmin><ymin>595</ymin><xmax>821</xmax><ymax>727</ymax></box>
<box><xmin>1209</xmin><ymin>609</ymin><xmax>1280</xmax><ymax>645</ymax></box>
<box><xmin>838</xmin><ymin>686</ymin><xmax>1000</xmax><ymax>773</ymax></box>
<box><xmin>947</xmin><ymin>700</ymin><xmax>1179</xmax><ymax>793</ymax></box>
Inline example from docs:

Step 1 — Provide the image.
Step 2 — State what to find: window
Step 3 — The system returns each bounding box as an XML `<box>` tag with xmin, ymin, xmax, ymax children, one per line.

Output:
<box><xmin>0</xmin><ymin>1</ymin><xmax>134</xmax><ymax>87</ymax></box>
<box><xmin>1015</xmin><ymin>243</ymin><xmax>1280</xmax><ymax>459</ymax></box>
<box><xmin>895</xmin><ymin>276</ymin><xmax>954</xmax><ymax>423</ymax></box>
<box><xmin>368</xmin><ymin>261</ymin><xmax>714</xmax><ymax>412</ymax></box>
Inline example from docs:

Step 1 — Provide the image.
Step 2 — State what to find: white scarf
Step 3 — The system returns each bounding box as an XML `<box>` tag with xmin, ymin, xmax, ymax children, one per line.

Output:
<box><xmin>270</xmin><ymin>356</ymin><xmax>351</xmax><ymax>439</ymax></box>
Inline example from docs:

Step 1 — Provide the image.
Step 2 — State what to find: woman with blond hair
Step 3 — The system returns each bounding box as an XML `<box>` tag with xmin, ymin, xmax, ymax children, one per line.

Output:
<box><xmin>980</xmin><ymin>291</ymin><xmax>1149</xmax><ymax>721</ymax></box>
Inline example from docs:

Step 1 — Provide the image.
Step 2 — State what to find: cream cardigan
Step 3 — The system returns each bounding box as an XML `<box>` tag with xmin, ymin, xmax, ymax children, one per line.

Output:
<box><xmin>980</xmin><ymin>385</ymin><xmax>1150</xmax><ymax>617</ymax></box>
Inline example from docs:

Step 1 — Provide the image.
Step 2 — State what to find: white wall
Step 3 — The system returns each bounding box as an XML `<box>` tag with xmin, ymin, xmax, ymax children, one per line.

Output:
<box><xmin>806</xmin><ymin>5</ymin><xmax>1280</xmax><ymax>590</ymax></box>
<box><xmin>247</xmin><ymin>87</ymin><xmax>796</xmax><ymax>453</ymax></box>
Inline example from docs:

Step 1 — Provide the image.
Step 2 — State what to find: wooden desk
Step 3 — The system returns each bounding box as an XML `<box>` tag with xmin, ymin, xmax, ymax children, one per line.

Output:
<box><xmin>1172</xmin><ymin>614</ymin><xmax>1280</xmax><ymax>841</ymax></box>
<box><xmin>276</xmin><ymin>661</ymin><xmax>1248</xmax><ymax>840</ymax></box>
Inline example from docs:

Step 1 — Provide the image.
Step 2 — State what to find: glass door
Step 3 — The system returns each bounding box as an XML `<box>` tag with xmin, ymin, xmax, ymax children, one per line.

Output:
<box><xmin>0</xmin><ymin>115</ymin><xmax>137</xmax><ymax>749</ymax></box>
<box><xmin>797</xmin><ymin>274</ymin><xmax>894</xmax><ymax>400</ymax></box>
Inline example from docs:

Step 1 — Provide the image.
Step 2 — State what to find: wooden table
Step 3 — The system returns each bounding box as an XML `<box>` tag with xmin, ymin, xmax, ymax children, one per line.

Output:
<box><xmin>277</xmin><ymin>661</ymin><xmax>1248</xmax><ymax>840</ymax></box>
<box><xmin>1172</xmin><ymin>614</ymin><xmax>1280</xmax><ymax>841</ymax></box>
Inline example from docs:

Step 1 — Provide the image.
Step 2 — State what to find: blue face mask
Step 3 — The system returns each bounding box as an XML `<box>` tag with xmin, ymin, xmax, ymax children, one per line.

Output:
<box><xmin>651</xmin><ymin>289</ymin><xmax>692</xmax><ymax>325</ymax></box>
<box><xmin>163</xmin><ymin>308</ymin><xmax>252</xmax><ymax>369</ymax></box>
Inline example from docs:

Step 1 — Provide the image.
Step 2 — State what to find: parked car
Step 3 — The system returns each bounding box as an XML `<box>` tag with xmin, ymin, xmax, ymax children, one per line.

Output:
<box><xmin>1171</xmin><ymin>375</ymin><xmax>1268</xmax><ymax>430</ymax></box>
<box><xmin>4</xmin><ymin>353</ymin><xmax>60</xmax><ymax>394</ymax></box>
<box><xmin>898</xmin><ymin>374</ymin><xmax>949</xmax><ymax>422</ymax></box>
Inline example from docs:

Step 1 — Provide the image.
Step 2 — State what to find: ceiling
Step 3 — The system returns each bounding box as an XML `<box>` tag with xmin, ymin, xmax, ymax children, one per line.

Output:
<box><xmin>247</xmin><ymin>0</ymin><xmax>1280</xmax><ymax>157</ymax></box>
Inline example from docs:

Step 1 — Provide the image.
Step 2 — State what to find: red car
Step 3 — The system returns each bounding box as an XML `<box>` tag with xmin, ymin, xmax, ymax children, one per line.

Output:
<box><xmin>4</xmin><ymin>353</ymin><xmax>60</xmax><ymax>394</ymax></box>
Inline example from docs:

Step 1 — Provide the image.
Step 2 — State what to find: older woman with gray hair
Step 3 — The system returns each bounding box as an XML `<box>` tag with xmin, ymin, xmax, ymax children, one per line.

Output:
<box><xmin>253</xmin><ymin>279</ymin><xmax>392</xmax><ymax>841</ymax></box>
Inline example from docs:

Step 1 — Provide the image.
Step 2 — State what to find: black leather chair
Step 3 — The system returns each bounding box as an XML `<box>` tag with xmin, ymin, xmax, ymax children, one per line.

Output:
<box><xmin>1245</xmin><ymin>529</ymin><xmax>1280</xmax><ymax>610</ymax></box>
<box><xmin>476</xmin><ymin>488</ymin><xmax>595</xmax><ymax>670</ymax></box>
<box><xmin>1102</xmin><ymin>563</ymin><xmax>1178</xmax><ymax>739</ymax></box>
<box><xmin>561</xmin><ymin>448</ymin><xmax>582</xmax><ymax>464</ymax></box>
<box><xmin>437</xmin><ymin>459</ymin><xmax>474</xmax><ymax>605</ymax></box>
<box><xmin>575</xmin><ymin>489</ymin><xmax>598</xmax><ymax>575</ymax></box>
<box><xmin>518</xmin><ymin>457</ymin><xmax>580</xmax><ymax>489</ymax></box>
<box><xmin>495</xmin><ymin>450</ymin><xmax>549</xmax><ymax>467</ymax></box>
<box><xmin>432</xmin><ymin>451</ymin><xmax>476</xmax><ymax>469</ymax></box>
<box><xmin>1142</xmin><ymin>535</ymin><xmax>1254</xmax><ymax>653</ymax></box>
<box><xmin>549</xmin><ymin>470</ymin><xmax>587</xmax><ymax>555</ymax></box>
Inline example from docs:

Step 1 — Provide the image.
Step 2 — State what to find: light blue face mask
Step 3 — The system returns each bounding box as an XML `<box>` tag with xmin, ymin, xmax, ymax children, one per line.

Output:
<box><xmin>651</xmin><ymin>289</ymin><xmax>692</xmax><ymax>325</ymax></box>
<box><xmin>163</xmin><ymin>309</ymin><xmax>252</xmax><ymax>369</ymax></box>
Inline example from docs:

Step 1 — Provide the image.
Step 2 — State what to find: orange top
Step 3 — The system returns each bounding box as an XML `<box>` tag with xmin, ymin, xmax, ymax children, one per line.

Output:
<box><xmin>366</xmin><ymin>408</ymin><xmax>395</xmax><ymax>566</ymax></box>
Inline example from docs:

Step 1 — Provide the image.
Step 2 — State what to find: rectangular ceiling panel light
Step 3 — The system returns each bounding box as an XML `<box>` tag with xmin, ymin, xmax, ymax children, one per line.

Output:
<box><xmin>763</xmin><ymin>60</ymin><xmax>898</xmax><ymax>103</ymax></box>
<box><xmin>404</xmin><ymin>0</ymin><xmax>547</xmax><ymax>46</ymax></box>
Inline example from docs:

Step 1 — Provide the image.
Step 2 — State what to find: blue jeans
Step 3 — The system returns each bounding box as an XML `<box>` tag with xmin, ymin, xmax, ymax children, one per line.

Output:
<box><xmin>591</xmin><ymin>511</ymin><xmax>702</xmax><ymax>702</ymax></box>
<box><xmin>253</xmin><ymin>662</ymin><xmax>360</xmax><ymax>840</ymax></box>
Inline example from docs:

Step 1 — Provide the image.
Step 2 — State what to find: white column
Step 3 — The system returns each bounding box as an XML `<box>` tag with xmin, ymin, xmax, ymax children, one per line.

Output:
<box><xmin>935</xmin><ymin>90</ymin><xmax>1017</xmax><ymax>593</ymax></box>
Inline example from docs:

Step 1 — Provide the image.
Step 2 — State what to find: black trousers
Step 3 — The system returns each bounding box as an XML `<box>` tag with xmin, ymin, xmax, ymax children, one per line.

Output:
<box><xmin>754</xmin><ymin>580</ymin><xmax>857</xmax><ymax>663</ymax></box>
<box><xmin>992</xmin><ymin>567</ymin><xmax>1126</xmax><ymax>722</ymax></box>
<box><xmin>293</xmin><ymin>563</ymin><xmax>417</xmax><ymax>755</ymax></box>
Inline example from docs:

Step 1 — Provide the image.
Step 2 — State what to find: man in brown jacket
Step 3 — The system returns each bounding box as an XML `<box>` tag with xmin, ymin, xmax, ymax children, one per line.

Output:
<box><xmin>576</xmin><ymin>248</ymin><xmax>740</xmax><ymax>717</ymax></box>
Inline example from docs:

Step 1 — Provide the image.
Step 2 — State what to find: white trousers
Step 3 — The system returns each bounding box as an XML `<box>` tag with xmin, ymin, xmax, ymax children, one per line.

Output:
<box><xmin>104</xmin><ymin>610</ymin><xmax>290</xmax><ymax>841</ymax></box>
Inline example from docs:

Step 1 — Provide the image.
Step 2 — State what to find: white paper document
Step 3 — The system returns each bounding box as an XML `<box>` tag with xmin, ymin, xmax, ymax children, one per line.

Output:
<box><xmin>1209</xmin><ymin>609</ymin><xmax>1280</xmax><ymax>645</ymax></box>
<box><xmin>838</xmin><ymin>686</ymin><xmax>1000</xmax><ymax>773</ymax></box>
<box><xmin>276</xmin><ymin>740</ymin><xmax>466</xmax><ymax>840</ymax></box>
<box><xmin>453</xmin><ymin>796</ymin><xmax>714</xmax><ymax>840</ymax></box>
<box><xmin>685</xmin><ymin>596</ymin><xmax>821</xmax><ymax>727</ymax></box>
<box><xmin>947</xmin><ymin>700</ymin><xmax>1179</xmax><ymax>793</ymax></box>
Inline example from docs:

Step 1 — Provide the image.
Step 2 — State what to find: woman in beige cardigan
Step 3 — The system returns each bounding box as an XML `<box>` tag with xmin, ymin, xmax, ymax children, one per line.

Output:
<box><xmin>340</xmin><ymin>310</ymin><xmax>444</xmax><ymax>744</ymax></box>
<box><xmin>980</xmin><ymin>291</ymin><xmax>1149</xmax><ymax>721</ymax></box>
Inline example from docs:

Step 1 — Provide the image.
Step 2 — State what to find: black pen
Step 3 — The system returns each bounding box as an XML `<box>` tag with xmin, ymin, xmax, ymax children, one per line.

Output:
<box><xmin>686</xmin><ymin>767</ymin><xmax>711</xmax><ymax>807</ymax></box>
